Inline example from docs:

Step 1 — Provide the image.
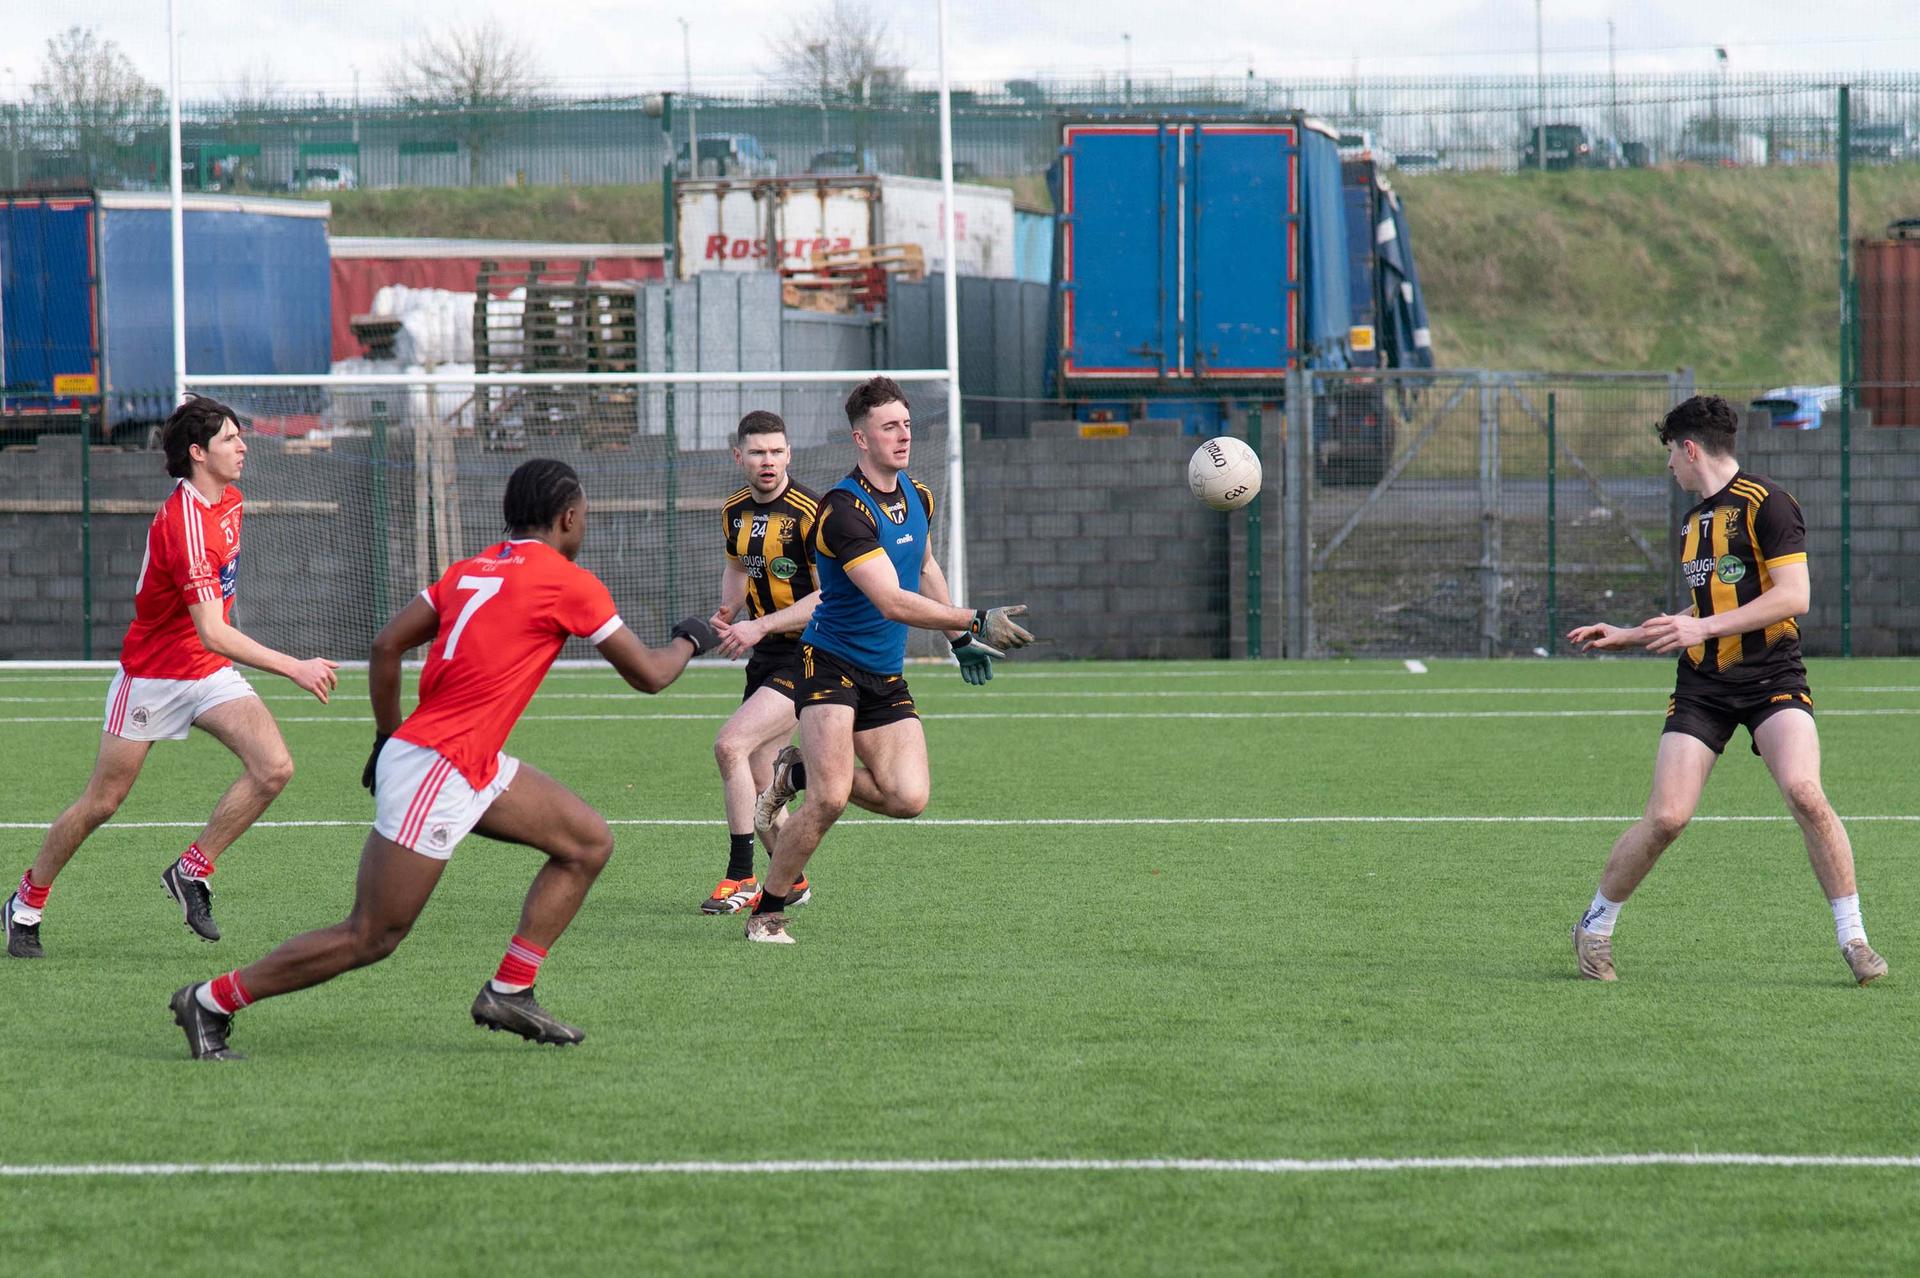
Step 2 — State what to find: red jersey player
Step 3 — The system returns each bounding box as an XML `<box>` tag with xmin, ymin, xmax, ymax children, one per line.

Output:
<box><xmin>6</xmin><ymin>396</ymin><xmax>338</xmax><ymax>960</ymax></box>
<box><xmin>173</xmin><ymin>458</ymin><xmax>718</xmax><ymax>1058</ymax></box>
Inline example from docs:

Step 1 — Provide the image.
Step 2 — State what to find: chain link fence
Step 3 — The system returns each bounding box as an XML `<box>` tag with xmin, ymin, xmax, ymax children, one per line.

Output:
<box><xmin>9</xmin><ymin>72</ymin><xmax>1920</xmax><ymax>191</ymax></box>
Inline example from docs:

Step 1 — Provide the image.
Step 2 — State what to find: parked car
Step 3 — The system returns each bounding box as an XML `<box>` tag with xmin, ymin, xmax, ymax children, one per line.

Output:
<box><xmin>676</xmin><ymin>134</ymin><xmax>778</xmax><ymax>178</ymax></box>
<box><xmin>1335</xmin><ymin>128</ymin><xmax>1395</xmax><ymax>170</ymax></box>
<box><xmin>806</xmin><ymin>147</ymin><xmax>878</xmax><ymax>175</ymax></box>
<box><xmin>296</xmin><ymin>164</ymin><xmax>356</xmax><ymax>191</ymax></box>
<box><xmin>1520</xmin><ymin>124</ymin><xmax>1604</xmax><ymax>171</ymax></box>
<box><xmin>1750</xmin><ymin>385</ymin><xmax>1841</xmax><ymax>430</ymax></box>
<box><xmin>1621</xmin><ymin>140</ymin><xmax>1658</xmax><ymax>168</ymax></box>
<box><xmin>1851</xmin><ymin>123</ymin><xmax>1913</xmax><ymax>165</ymax></box>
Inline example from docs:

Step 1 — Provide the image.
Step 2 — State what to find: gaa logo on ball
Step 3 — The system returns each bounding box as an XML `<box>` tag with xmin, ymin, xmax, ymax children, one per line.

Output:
<box><xmin>1187</xmin><ymin>436</ymin><xmax>1264</xmax><ymax>511</ymax></box>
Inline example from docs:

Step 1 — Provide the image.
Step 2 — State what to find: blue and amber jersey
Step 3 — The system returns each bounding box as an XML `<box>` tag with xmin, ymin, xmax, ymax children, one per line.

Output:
<box><xmin>1675</xmin><ymin>470</ymin><xmax>1808</xmax><ymax>688</ymax></box>
<box><xmin>800</xmin><ymin>469</ymin><xmax>935</xmax><ymax>676</ymax></box>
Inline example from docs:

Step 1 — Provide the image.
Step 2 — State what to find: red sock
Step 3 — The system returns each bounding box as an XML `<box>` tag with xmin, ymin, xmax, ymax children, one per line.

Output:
<box><xmin>179</xmin><ymin>844</ymin><xmax>214</xmax><ymax>880</ymax></box>
<box><xmin>205</xmin><ymin>970</ymin><xmax>253</xmax><ymax>1013</ymax></box>
<box><xmin>492</xmin><ymin>935</ymin><xmax>548</xmax><ymax>991</ymax></box>
<box><xmin>17</xmin><ymin>871</ymin><xmax>50</xmax><ymax>911</ymax></box>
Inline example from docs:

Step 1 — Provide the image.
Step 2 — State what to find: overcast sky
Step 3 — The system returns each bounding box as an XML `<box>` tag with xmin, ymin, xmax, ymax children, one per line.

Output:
<box><xmin>7</xmin><ymin>0</ymin><xmax>1918</xmax><ymax>99</ymax></box>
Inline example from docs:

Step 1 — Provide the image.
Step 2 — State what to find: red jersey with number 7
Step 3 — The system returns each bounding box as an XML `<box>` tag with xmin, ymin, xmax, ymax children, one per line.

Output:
<box><xmin>119</xmin><ymin>479</ymin><xmax>244</xmax><ymax>680</ymax></box>
<box><xmin>394</xmin><ymin>539</ymin><xmax>623</xmax><ymax>787</ymax></box>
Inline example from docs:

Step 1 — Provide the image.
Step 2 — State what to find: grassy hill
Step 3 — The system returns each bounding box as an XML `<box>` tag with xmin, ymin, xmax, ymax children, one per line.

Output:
<box><xmin>314</xmin><ymin>167</ymin><xmax>1920</xmax><ymax>384</ymax></box>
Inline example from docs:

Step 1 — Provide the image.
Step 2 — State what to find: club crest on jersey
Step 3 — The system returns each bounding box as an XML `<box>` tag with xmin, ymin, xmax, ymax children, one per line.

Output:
<box><xmin>1719</xmin><ymin>507</ymin><xmax>1742</xmax><ymax>538</ymax></box>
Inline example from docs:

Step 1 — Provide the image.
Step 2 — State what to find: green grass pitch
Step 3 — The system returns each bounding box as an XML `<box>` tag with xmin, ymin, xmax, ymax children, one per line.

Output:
<box><xmin>2</xmin><ymin>657</ymin><xmax>1916</xmax><ymax>1275</ymax></box>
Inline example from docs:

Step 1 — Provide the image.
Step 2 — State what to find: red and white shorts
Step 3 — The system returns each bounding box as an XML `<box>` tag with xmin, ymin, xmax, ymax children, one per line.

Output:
<box><xmin>372</xmin><ymin>738</ymin><xmax>520</xmax><ymax>860</ymax></box>
<box><xmin>102</xmin><ymin>665</ymin><xmax>257</xmax><ymax>741</ymax></box>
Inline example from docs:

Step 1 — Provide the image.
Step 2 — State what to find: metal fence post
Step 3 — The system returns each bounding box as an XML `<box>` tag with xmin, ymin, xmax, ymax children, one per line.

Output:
<box><xmin>80</xmin><ymin>405</ymin><xmax>93</xmax><ymax>659</ymax></box>
<box><xmin>1283</xmin><ymin>368</ymin><xmax>1310</xmax><ymax>658</ymax></box>
<box><xmin>1478</xmin><ymin>373</ymin><xmax>1501</xmax><ymax>657</ymax></box>
<box><xmin>1667</xmin><ymin>368</ymin><xmax>1694</xmax><ymax>611</ymax></box>
<box><xmin>370</xmin><ymin>399</ymin><xmax>391</xmax><ymax>620</ymax></box>
<box><xmin>1243</xmin><ymin>405</ymin><xmax>1263</xmax><ymax>659</ymax></box>
<box><xmin>1837</xmin><ymin>83</ymin><xmax>1853</xmax><ymax>658</ymax></box>
<box><xmin>1545</xmin><ymin>391</ymin><xmax>1557</xmax><ymax>656</ymax></box>
<box><xmin>660</xmin><ymin>92</ymin><xmax>680</xmax><ymax>614</ymax></box>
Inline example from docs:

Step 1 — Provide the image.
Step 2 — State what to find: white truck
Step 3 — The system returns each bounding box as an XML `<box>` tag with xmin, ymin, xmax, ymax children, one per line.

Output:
<box><xmin>673</xmin><ymin>174</ymin><xmax>1016</xmax><ymax>280</ymax></box>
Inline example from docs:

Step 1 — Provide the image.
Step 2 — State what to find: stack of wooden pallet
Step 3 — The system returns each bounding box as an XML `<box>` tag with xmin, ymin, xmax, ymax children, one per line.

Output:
<box><xmin>781</xmin><ymin>243</ymin><xmax>926</xmax><ymax>312</ymax></box>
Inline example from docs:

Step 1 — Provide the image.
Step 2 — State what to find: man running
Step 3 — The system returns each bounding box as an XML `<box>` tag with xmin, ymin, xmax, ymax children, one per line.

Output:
<box><xmin>7</xmin><ymin>395</ymin><xmax>337</xmax><ymax>959</ymax></box>
<box><xmin>742</xmin><ymin>377</ymin><xmax>1034</xmax><ymax>945</ymax></box>
<box><xmin>171</xmin><ymin>459</ymin><xmax>718</xmax><ymax>1059</ymax></box>
<box><xmin>702</xmin><ymin>410</ymin><xmax>821</xmax><ymax>915</ymax></box>
<box><xmin>1567</xmin><ymin>394</ymin><xmax>1887</xmax><ymax>986</ymax></box>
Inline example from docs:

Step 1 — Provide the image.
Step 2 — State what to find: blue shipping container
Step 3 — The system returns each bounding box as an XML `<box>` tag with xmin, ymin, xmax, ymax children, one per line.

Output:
<box><xmin>1054</xmin><ymin>116</ymin><xmax>1353</xmax><ymax>387</ymax></box>
<box><xmin>0</xmin><ymin>191</ymin><xmax>331</xmax><ymax>435</ymax></box>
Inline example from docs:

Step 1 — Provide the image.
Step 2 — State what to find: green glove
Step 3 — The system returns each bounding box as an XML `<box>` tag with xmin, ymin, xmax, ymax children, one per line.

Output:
<box><xmin>951</xmin><ymin>632</ymin><xmax>1000</xmax><ymax>685</ymax></box>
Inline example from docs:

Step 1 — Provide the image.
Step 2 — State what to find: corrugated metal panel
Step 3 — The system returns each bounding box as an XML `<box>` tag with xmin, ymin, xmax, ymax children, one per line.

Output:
<box><xmin>1858</xmin><ymin>238</ymin><xmax>1920</xmax><ymax>428</ymax></box>
<box><xmin>0</xmin><ymin>194</ymin><xmax>99</xmax><ymax>423</ymax></box>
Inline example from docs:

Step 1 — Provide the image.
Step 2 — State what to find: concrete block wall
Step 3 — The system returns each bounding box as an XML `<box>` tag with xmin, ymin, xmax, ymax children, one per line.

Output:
<box><xmin>1741</xmin><ymin>425</ymin><xmax>1920</xmax><ymax>656</ymax></box>
<box><xmin>961</xmin><ymin>432</ymin><xmax>1229</xmax><ymax>660</ymax></box>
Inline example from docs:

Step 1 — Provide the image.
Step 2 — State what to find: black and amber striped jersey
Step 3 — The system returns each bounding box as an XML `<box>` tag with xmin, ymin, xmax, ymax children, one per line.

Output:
<box><xmin>722</xmin><ymin>481</ymin><xmax>821</xmax><ymax>649</ymax></box>
<box><xmin>1675</xmin><ymin>470</ymin><xmax>1808</xmax><ymax>687</ymax></box>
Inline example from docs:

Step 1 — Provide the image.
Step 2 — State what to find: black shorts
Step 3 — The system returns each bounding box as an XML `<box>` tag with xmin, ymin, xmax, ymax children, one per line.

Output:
<box><xmin>1664</xmin><ymin>682</ymin><xmax>1814</xmax><ymax>756</ymax></box>
<box><xmin>797</xmin><ymin>643</ymin><xmax>918</xmax><ymax>733</ymax></box>
<box><xmin>743</xmin><ymin>641</ymin><xmax>802</xmax><ymax>705</ymax></box>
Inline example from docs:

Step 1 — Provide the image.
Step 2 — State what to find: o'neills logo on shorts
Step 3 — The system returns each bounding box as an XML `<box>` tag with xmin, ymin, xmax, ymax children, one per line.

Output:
<box><xmin>130</xmin><ymin>707</ymin><xmax>150</xmax><ymax>729</ymax></box>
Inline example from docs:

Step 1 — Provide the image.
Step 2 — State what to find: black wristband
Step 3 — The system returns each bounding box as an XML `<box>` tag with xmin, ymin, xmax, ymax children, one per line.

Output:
<box><xmin>950</xmin><ymin>632</ymin><xmax>974</xmax><ymax>653</ymax></box>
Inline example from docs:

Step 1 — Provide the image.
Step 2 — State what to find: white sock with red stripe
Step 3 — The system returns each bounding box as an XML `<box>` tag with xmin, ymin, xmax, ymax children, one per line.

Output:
<box><xmin>196</xmin><ymin>970</ymin><xmax>253</xmax><ymax>1014</ymax></box>
<box><xmin>177</xmin><ymin>843</ymin><xmax>215</xmax><ymax>880</ymax></box>
<box><xmin>490</xmin><ymin>934</ymin><xmax>548</xmax><ymax>994</ymax></box>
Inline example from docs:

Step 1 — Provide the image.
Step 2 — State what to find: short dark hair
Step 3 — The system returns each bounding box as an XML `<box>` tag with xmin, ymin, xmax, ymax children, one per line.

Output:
<box><xmin>160</xmin><ymin>395</ymin><xmax>241</xmax><ymax>479</ymax></box>
<box><xmin>736</xmin><ymin>410</ymin><xmax>787</xmax><ymax>442</ymax></box>
<box><xmin>1658</xmin><ymin>395</ymin><xmax>1739</xmax><ymax>457</ymax></box>
<box><xmin>503</xmin><ymin>458</ymin><xmax>584</xmax><ymax>534</ymax></box>
<box><xmin>844</xmin><ymin>376</ymin><xmax>907</xmax><ymax>428</ymax></box>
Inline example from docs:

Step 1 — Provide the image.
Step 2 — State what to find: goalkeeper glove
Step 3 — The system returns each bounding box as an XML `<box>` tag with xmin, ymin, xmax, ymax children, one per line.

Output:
<box><xmin>671</xmin><ymin>615</ymin><xmax>719</xmax><ymax>656</ymax></box>
<box><xmin>950</xmin><ymin>632</ymin><xmax>998</xmax><ymax>685</ymax></box>
<box><xmin>362</xmin><ymin>733</ymin><xmax>391</xmax><ymax>795</ymax></box>
<box><xmin>970</xmin><ymin>604</ymin><xmax>1034</xmax><ymax>651</ymax></box>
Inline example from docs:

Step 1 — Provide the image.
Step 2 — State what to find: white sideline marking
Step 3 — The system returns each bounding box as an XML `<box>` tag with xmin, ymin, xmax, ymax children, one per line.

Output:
<box><xmin>2</xmin><ymin>1154</ymin><xmax>1917</xmax><ymax>1178</ymax></box>
<box><xmin>4</xmin><ymin>815</ymin><xmax>1919</xmax><ymax>832</ymax></box>
<box><xmin>1404</xmin><ymin>659</ymin><xmax>1428</xmax><ymax>674</ymax></box>
<box><xmin>13</xmin><ymin>708</ymin><xmax>1920</xmax><ymax>726</ymax></box>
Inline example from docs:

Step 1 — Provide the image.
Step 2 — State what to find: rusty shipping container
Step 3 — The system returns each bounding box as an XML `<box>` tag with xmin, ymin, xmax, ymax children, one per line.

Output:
<box><xmin>1857</xmin><ymin>236</ymin><xmax>1920</xmax><ymax>428</ymax></box>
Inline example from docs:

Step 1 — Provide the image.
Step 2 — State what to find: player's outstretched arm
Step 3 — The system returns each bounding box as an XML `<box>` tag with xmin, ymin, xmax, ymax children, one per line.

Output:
<box><xmin>1642</xmin><ymin>562</ymin><xmax>1810</xmax><ymax>655</ymax></box>
<box><xmin>845</xmin><ymin>553</ymin><xmax>976</xmax><ymax>634</ymax></box>
<box><xmin>715</xmin><ymin>591</ymin><xmax>821</xmax><ymax>659</ymax></box>
<box><xmin>188</xmin><ymin>599</ymin><xmax>339</xmax><ymax>703</ymax></box>
<box><xmin>1566</xmin><ymin>621</ymin><xmax>1650</xmax><ymax>653</ymax></box>
<box><xmin>596</xmin><ymin>617</ymin><xmax>719</xmax><ymax>694</ymax></box>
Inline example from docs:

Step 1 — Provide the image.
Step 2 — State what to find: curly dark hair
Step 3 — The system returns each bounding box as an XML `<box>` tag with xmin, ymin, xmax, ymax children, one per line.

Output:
<box><xmin>160</xmin><ymin>395</ymin><xmax>242</xmax><ymax>479</ymax></box>
<box><xmin>844</xmin><ymin>376</ymin><xmax>907</xmax><ymax>428</ymax></box>
<box><xmin>1657</xmin><ymin>395</ymin><xmax>1739</xmax><ymax>457</ymax></box>
<box><xmin>503</xmin><ymin>459</ymin><xmax>584</xmax><ymax>534</ymax></box>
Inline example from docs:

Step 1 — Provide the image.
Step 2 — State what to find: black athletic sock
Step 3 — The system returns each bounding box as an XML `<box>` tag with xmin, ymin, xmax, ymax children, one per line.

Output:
<box><xmin>753</xmin><ymin>890</ymin><xmax>789</xmax><ymax>916</ymax></box>
<box><xmin>726</xmin><ymin>833</ymin><xmax>755</xmax><ymax>881</ymax></box>
<box><xmin>789</xmin><ymin>759</ymin><xmax>808</xmax><ymax>792</ymax></box>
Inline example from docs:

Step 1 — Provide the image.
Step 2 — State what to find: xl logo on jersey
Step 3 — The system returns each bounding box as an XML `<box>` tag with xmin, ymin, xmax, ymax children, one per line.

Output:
<box><xmin>219</xmin><ymin>554</ymin><xmax>239</xmax><ymax>599</ymax></box>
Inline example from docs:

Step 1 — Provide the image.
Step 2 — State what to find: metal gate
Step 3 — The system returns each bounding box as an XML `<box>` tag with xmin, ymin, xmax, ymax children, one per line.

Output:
<box><xmin>1299</xmin><ymin>369</ymin><xmax>1691</xmax><ymax>657</ymax></box>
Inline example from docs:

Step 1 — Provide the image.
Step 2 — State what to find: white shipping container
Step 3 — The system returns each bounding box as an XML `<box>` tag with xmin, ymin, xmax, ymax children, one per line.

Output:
<box><xmin>674</xmin><ymin>175</ymin><xmax>1015</xmax><ymax>280</ymax></box>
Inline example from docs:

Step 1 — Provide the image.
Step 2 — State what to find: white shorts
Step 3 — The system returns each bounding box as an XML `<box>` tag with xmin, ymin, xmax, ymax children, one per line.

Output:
<box><xmin>103</xmin><ymin>665</ymin><xmax>257</xmax><ymax>741</ymax></box>
<box><xmin>372</xmin><ymin>738</ymin><xmax>520</xmax><ymax>860</ymax></box>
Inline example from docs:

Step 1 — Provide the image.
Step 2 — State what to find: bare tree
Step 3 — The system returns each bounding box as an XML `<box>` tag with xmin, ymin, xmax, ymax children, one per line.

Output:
<box><xmin>767</xmin><ymin>0</ymin><xmax>909</xmax><ymax>103</ymax></box>
<box><xmin>386</xmin><ymin>17</ymin><xmax>544</xmax><ymax>107</ymax></box>
<box><xmin>31</xmin><ymin>25</ymin><xmax>163</xmax><ymax>183</ymax></box>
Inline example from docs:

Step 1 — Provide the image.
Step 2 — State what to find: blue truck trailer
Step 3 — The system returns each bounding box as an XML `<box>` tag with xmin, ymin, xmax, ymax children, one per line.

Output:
<box><xmin>1049</xmin><ymin>115</ymin><xmax>1433</xmax><ymax>482</ymax></box>
<box><xmin>0</xmin><ymin>190</ymin><xmax>330</xmax><ymax>439</ymax></box>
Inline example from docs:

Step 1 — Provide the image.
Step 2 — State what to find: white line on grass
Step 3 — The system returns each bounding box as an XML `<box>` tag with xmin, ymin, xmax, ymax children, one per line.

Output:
<box><xmin>16</xmin><ymin>708</ymin><xmax>1920</xmax><ymax>725</ymax></box>
<box><xmin>4</xmin><ymin>815</ymin><xmax>1918</xmax><ymax>832</ymax></box>
<box><xmin>1404</xmin><ymin>659</ymin><xmax>1429</xmax><ymax>674</ymax></box>
<box><xmin>2</xmin><ymin>1154</ymin><xmax>1917</xmax><ymax>1178</ymax></box>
